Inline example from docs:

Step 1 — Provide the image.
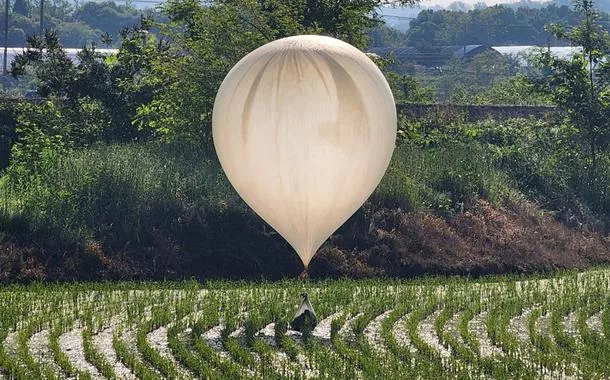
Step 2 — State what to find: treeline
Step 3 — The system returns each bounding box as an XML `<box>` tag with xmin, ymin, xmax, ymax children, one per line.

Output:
<box><xmin>371</xmin><ymin>3</ymin><xmax>610</xmax><ymax>48</ymax></box>
<box><xmin>4</xmin><ymin>0</ymin><xmax>147</xmax><ymax>47</ymax></box>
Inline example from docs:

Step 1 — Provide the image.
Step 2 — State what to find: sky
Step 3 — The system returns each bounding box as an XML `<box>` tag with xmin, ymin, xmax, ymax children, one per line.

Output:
<box><xmin>418</xmin><ymin>0</ymin><xmax>531</xmax><ymax>6</ymax></box>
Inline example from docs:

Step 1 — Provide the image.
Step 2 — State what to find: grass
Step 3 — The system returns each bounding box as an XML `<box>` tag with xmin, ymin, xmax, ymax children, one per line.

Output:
<box><xmin>0</xmin><ymin>116</ymin><xmax>608</xmax><ymax>281</ymax></box>
<box><xmin>374</xmin><ymin>142</ymin><xmax>514</xmax><ymax>213</ymax></box>
<box><xmin>0</xmin><ymin>141</ymin><xmax>243</xmax><ymax>245</ymax></box>
<box><xmin>0</xmin><ymin>139</ymin><xmax>514</xmax><ymax>245</ymax></box>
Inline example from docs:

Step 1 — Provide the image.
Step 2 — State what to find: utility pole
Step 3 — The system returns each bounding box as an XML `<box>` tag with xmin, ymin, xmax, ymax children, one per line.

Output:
<box><xmin>3</xmin><ymin>0</ymin><xmax>7</xmax><ymax>75</ymax></box>
<box><xmin>39</xmin><ymin>0</ymin><xmax>43</xmax><ymax>35</ymax></box>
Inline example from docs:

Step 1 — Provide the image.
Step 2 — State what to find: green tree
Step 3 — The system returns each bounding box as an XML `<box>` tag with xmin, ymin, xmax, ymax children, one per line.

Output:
<box><xmin>11</xmin><ymin>25</ymin><xmax>160</xmax><ymax>144</ymax></box>
<box><xmin>533</xmin><ymin>0</ymin><xmax>610</xmax><ymax>189</ymax></box>
<box><xmin>385</xmin><ymin>72</ymin><xmax>435</xmax><ymax>103</ymax></box>
<box><xmin>73</xmin><ymin>1</ymin><xmax>141</xmax><ymax>41</ymax></box>
<box><xmin>135</xmin><ymin>0</ymin><xmax>415</xmax><ymax>142</ymax></box>
<box><xmin>368</xmin><ymin>24</ymin><xmax>407</xmax><ymax>48</ymax></box>
<box><xmin>435</xmin><ymin>50</ymin><xmax>519</xmax><ymax>101</ymax></box>
<box><xmin>13</xmin><ymin>0</ymin><xmax>30</xmax><ymax>17</ymax></box>
<box><xmin>404</xmin><ymin>4</ymin><xmax>588</xmax><ymax>47</ymax></box>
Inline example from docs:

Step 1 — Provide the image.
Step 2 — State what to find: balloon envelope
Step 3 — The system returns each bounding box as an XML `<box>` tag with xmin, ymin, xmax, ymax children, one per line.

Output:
<box><xmin>212</xmin><ymin>35</ymin><xmax>396</xmax><ymax>268</ymax></box>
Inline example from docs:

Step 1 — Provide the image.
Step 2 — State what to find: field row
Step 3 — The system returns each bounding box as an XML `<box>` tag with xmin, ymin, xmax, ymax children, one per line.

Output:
<box><xmin>0</xmin><ymin>269</ymin><xmax>609</xmax><ymax>379</ymax></box>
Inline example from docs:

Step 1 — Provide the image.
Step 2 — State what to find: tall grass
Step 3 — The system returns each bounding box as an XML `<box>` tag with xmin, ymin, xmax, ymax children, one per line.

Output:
<box><xmin>374</xmin><ymin>142</ymin><xmax>514</xmax><ymax>213</ymax></box>
<box><xmin>0</xmin><ymin>139</ymin><xmax>516</xmax><ymax>247</ymax></box>
<box><xmin>0</xmin><ymin>141</ymin><xmax>243</xmax><ymax>246</ymax></box>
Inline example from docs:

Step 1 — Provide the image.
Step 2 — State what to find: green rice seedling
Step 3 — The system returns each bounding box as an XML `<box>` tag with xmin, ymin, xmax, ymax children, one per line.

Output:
<box><xmin>2</xmin><ymin>267</ymin><xmax>610</xmax><ymax>379</ymax></box>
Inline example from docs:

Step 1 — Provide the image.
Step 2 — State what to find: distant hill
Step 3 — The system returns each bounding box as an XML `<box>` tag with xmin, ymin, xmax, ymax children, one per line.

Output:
<box><xmin>372</xmin><ymin>1</ymin><xmax>610</xmax><ymax>48</ymax></box>
<box><xmin>378</xmin><ymin>0</ymin><xmax>610</xmax><ymax>32</ymax></box>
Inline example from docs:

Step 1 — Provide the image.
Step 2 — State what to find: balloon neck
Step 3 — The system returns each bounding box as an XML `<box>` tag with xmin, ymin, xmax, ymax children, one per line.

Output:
<box><xmin>299</xmin><ymin>267</ymin><xmax>309</xmax><ymax>280</ymax></box>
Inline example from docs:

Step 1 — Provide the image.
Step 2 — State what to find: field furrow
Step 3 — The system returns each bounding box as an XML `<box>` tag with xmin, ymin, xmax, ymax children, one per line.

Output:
<box><xmin>313</xmin><ymin>312</ymin><xmax>342</xmax><ymax>343</ymax></box>
<box><xmin>468</xmin><ymin>311</ymin><xmax>501</xmax><ymax>357</ymax></box>
<box><xmin>146</xmin><ymin>325</ymin><xmax>193</xmax><ymax>379</ymax></box>
<box><xmin>58</xmin><ymin>325</ymin><xmax>103</xmax><ymax>379</ymax></box>
<box><xmin>417</xmin><ymin>309</ymin><xmax>451</xmax><ymax>358</ymax></box>
<box><xmin>586</xmin><ymin>311</ymin><xmax>604</xmax><ymax>335</ymax></box>
<box><xmin>391</xmin><ymin>312</ymin><xmax>417</xmax><ymax>354</ymax></box>
<box><xmin>92</xmin><ymin>324</ymin><xmax>135</xmax><ymax>380</ymax></box>
<box><xmin>28</xmin><ymin>329</ymin><xmax>63</xmax><ymax>375</ymax></box>
<box><xmin>363</xmin><ymin>310</ymin><xmax>392</xmax><ymax>354</ymax></box>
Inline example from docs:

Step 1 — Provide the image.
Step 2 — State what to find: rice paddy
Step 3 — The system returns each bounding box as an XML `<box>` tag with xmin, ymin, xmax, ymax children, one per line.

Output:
<box><xmin>0</xmin><ymin>268</ymin><xmax>609</xmax><ymax>379</ymax></box>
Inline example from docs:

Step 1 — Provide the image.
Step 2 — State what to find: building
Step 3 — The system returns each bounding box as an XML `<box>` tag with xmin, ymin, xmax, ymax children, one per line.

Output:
<box><xmin>491</xmin><ymin>45</ymin><xmax>582</xmax><ymax>67</ymax></box>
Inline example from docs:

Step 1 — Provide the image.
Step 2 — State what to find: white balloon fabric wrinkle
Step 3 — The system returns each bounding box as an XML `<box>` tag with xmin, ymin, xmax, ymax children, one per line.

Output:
<box><xmin>213</xmin><ymin>35</ymin><xmax>397</xmax><ymax>269</ymax></box>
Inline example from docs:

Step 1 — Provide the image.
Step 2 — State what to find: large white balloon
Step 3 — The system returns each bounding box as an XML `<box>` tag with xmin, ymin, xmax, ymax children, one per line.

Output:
<box><xmin>212</xmin><ymin>35</ymin><xmax>396</xmax><ymax>269</ymax></box>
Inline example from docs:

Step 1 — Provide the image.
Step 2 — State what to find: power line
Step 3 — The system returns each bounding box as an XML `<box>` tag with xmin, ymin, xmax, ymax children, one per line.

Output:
<box><xmin>40</xmin><ymin>0</ymin><xmax>44</xmax><ymax>34</ymax></box>
<box><xmin>3</xmin><ymin>0</ymin><xmax>7</xmax><ymax>74</ymax></box>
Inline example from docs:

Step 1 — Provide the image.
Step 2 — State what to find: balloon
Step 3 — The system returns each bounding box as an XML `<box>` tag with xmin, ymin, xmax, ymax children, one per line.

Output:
<box><xmin>212</xmin><ymin>35</ymin><xmax>396</xmax><ymax>269</ymax></box>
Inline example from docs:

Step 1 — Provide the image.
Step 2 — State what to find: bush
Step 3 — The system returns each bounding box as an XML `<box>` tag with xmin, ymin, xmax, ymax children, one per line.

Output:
<box><xmin>473</xmin><ymin>117</ymin><xmax>609</xmax><ymax>229</ymax></box>
<box><xmin>392</xmin><ymin>110</ymin><xmax>609</xmax><ymax>230</ymax></box>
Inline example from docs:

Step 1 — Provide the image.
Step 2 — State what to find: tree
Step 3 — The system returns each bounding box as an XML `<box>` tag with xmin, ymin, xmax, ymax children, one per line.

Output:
<box><xmin>11</xmin><ymin>24</ymin><xmax>162</xmax><ymax>144</ymax></box>
<box><xmin>72</xmin><ymin>1</ymin><xmax>141</xmax><ymax>43</ymax></box>
<box><xmin>134</xmin><ymin>0</ymin><xmax>416</xmax><ymax>142</ymax></box>
<box><xmin>434</xmin><ymin>50</ymin><xmax>520</xmax><ymax>101</ymax></box>
<box><xmin>404</xmin><ymin>4</ymin><xmax>590</xmax><ymax>47</ymax></box>
<box><xmin>533</xmin><ymin>0</ymin><xmax>610</xmax><ymax>205</ymax></box>
<box><xmin>385</xmin><ymin>72</ymin><xmax>435</xmax><ymax>103</ymax></box>
<box><xmin>368</xmin><ymin>24</ymin><xmax>407</xmax><ymax>48</ymax></box>
<box><xmin>13</xmin><ymin>0</ymin><xmax>30</xmax><ymax>17</ymax></box>
<box><xmin>55</xmin><ymin>22</ymin><xmax>98</xmax><ymax>47</ymax></box>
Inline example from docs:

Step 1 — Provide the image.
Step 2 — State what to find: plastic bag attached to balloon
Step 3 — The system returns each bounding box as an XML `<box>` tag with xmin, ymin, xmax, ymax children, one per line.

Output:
<box><xmin>291</xmin><ymin>293</ymin><xmax>318</xmax><ymax>332</ymax></box>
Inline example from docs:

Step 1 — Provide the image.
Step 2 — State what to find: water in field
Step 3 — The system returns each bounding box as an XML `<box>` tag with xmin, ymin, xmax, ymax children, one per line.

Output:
<box><xmin>0</xmin><ymin>268</ymin><xmax>609</xmax><ymax>379</ymax></box>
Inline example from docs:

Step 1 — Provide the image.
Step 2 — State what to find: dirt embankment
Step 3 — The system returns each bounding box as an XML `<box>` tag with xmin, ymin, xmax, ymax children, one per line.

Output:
<box><xmin>1</xmin><ymin>200</ymin><xmax>609</xmax><ymax>282</ymax></box>
<box><xmin>311</xmin><ymin>200</ymin><xmax>610</xmax><ymax>278</ymax></box>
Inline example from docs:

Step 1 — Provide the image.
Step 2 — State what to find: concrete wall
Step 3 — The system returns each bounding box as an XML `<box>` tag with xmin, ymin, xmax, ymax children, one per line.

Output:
<box><xmin>397</xmin><ymin>103</ymin><xmax>559</xmax><ymax>121</ymax></box>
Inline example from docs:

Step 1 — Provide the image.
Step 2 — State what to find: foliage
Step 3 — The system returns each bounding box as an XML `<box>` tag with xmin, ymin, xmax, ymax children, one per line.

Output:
<box><xmin>4</xmin><ymin>101</ymin><xmax>68</xmax><ymax>184</ymax></box>
<box><xmin>133</xmin><ymin>0</ymin><xmax>267</xmax><ymax>142</ymax></box>
<box><xmin>472</xmin><ymin>117</ymin><xmax>608</xmax><ymax>225</ymax></box>
<box><xmin>368</xmin><ymin>23</ymin><xmax>408</xmax><ymax>48</ymax></box>
<box><xmin>2</xmin><ymin>0</ymin><xmax>144</xmax><ymax>47</ymax></box>
<box><xmin>0</xmin><ymin>131</ymin><xmax>518</xmax><ymax>252</ymax></box>
<box><xmin>434</xmin><ymin>51</ymin><xmax>521</xmax><ymax>101</ymax></box>
<box><xmin>392</xmin><ymin>107</ymin><xmax>609</xmax><ymax>227</ymax></box>
<box><xmin>134</xmin><ymin>0</ymin><xmax>412</xmax><ymax>142</ymax></box>
<box><xmin>72</xmin><ymin>1</ymin><xmax>142</xmax><ymax>43</ymax></box>
<box><xmin>467</xmin><ymin>75</ymin><xmax>551</xmax><ymax>105</ymax></box>
<box><xmin>375</xmin><ymin>140</ymin><xmax>513</xmax><ymax>214</ymax></box>
<box><xmin>404</xmin><ymin>3</ymin><xmax>587</xmax><ymax>47</ymax></box>
<box><xmin>0</xmin><ymin>103</ymin><xmax>18</xmax><ymax>169</ymax></box>
<box><xmin>0</xmin><ymin>0</ymin><xmax>608</xmax><ymax>284</ymax></box>
<box><xmin>1</xmin><ymin>141</ymin><xmax>241</xmax><ymax>246</ymax></box>
<box><xmin>0</xmin><ymin>128</ymin><xmax>608</xmax><ymax>280</ymax></box>
<box><xmin>532</xmin><ymin>0</ymin><xmax>610</xmax><ymax>210</ymax></box>
<box><xmin>13</xmin><ymin>0</ymin><xmax>29</xmax><ymax>17</ymax></box>
<box><xmin>9</xmin><ymin>25</ymin><xmax>165</xmax><ymax>156</ymax></box>
<box><xmin>385</xmin><ymin>72</ymin><xmax>436</xmax><ymax>103</ymax></box>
